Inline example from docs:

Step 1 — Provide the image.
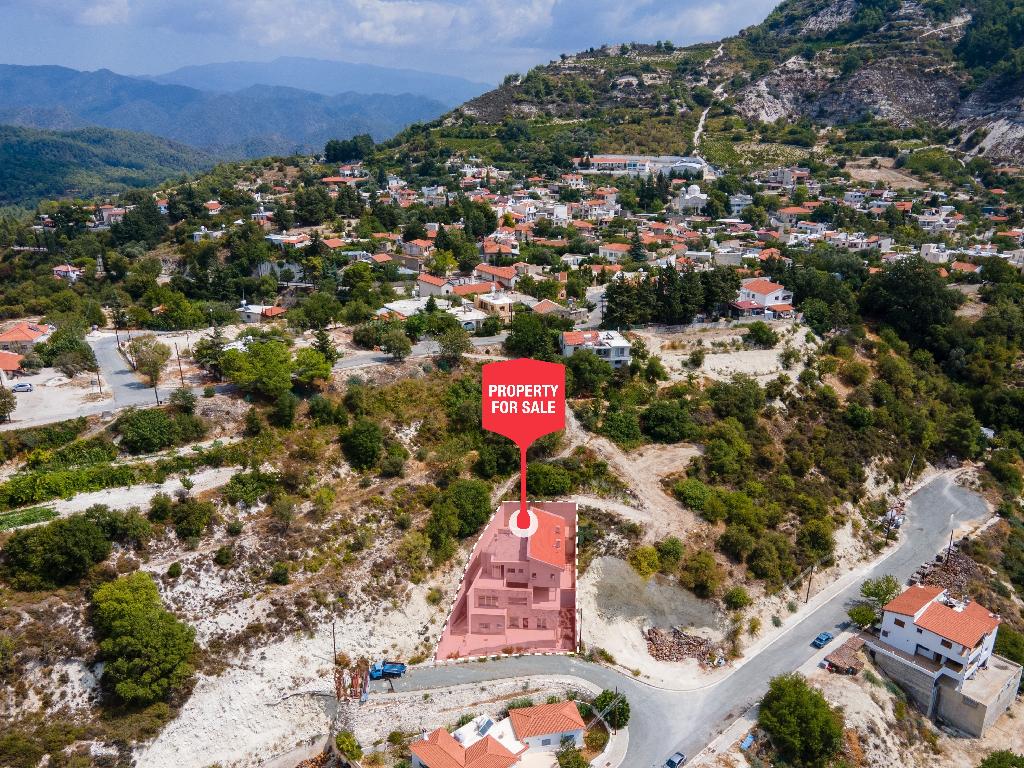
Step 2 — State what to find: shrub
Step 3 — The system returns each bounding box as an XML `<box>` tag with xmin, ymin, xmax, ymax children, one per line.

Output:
<box><xmin>584</xmin><ymin>727</ymin><xmax>609</xmax><ymax>752</ymax></box>
<box><xmin>226</xmin><ymin>519</ymin><xmax>243</xmax><ymax>536</ymax></box>
<box><xmin>149</xmin><ymin>492</ymin><xmax>174</xmax><ymax>522</ymax></box>
<box><xmin>91</xmin><ymin>572</ymin><xmax>195</xmax><ymax>706</ymax></box>
<box><xmin>679</xmin><ymin>550</ymin><xmax>724</xmax><ymax>598</ymax></box>
<box><xmin>203</xmin><ymin>385</ymin><xmax>215</xmax><ymax>398</ymax></box>
<box><xmin>269</xmin><ymin>562</ymin><xmax>290</xmax><ymax>584</ymax></box>
<box><xmin>171</xmin><ymin>498</ymin><xmax>214</xmax><ymax>539</ymax></box>
<box><xmin>526</xmin><ymin>462</ymin><xmax>574</xmax><ymax>496</ymax></box>
<box><xmin>724</xmin><ymin>586</ymin><xmax>752</xmax><ymax>610</ymax></box>
<box><xmin>593</xmin><ymin>689</ymin><xmax>630</xmax><ymax>728</ymax></box>
<box><xmin>655</xmin><ymin>536</ymin><xmax>684</xmax><ymax>572</ymax></box>
<box><xmin>758</xmin><ymin>674</ymin><xmax>843</xmax><ymax>768</ymax></box>
<box><xmin>838</xmin><ymin>360</ymin><xmax>870</xmax><ymax>386</ymax></box>
<box><xmin>167</xmin><ymin>562</ymin><xmax>182</xmax><ymax>578</ymax></box>
<box><xmin>270</xmin><ymin>392</ymin><xmax>298</xmax><ymax>427</ymax></box>
<box><xmin>342</xmin><ymin>419</ymin><xmax>384</xmax><ymax>470</ymax></box>
<box><xmin>2</xmin><ymin>515</ymin><xmax>112</xmax><ymax>589</ymax></box>
<box><xmin>674</xmin><ymin>478</ymin><xmax>712</xmax><ymax>511</ymax></box>
<box><xmin>116</xmin><ymin>408</ymin><xmax>206</xmax><ymax>454</ymax></box>
<box><xmin>745</xmin><ymin>321</ymin><xmax>779</xmax><ymax>348</ymax></box>
<box><xmin>334</xmin><ymin>731</ymin><xmax>362</xmax><ymax>761</ymax></box>
<box><xmin>213</xmin><ymin>545</ymin><xmax>234</xmax><ymax>567</ymax></box>
<box><xmin>169</xmin><ymin>388</ymin><xmax>197</xmax><ymax>415</ymax></box>
<box><xmin>223</xmin><ymin>471</ymin><xmax>277</xmax><ymax>506</ymax></box>
<box><xmin>627</xmin><ymin>546</ymin><xmax>661</xmax><ymax>579</ymax></box>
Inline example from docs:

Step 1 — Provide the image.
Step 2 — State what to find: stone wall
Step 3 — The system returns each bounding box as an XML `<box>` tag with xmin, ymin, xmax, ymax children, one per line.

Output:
<box><xmin>871</xmin><ymin>650</ymin><xmax>937</xmax><ymax>714</ymax></box>
<box><xmin>338</xmin><ymin>674</ymin><xmax>600</xmax><ymax>748</ymax></box>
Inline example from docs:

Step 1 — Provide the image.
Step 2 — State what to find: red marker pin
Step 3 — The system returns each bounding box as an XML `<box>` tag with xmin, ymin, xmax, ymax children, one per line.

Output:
<box><xmin>482</xmin><ymin>359</ymin><xmax>566</xmax><ymax>536</ymax></box>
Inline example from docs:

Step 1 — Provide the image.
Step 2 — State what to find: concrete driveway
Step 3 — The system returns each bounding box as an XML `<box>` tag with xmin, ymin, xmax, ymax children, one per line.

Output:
<box><xmin>371</xmin><ymin>473</ymin><xmax>990</xmax><ymax>767</ymax></box>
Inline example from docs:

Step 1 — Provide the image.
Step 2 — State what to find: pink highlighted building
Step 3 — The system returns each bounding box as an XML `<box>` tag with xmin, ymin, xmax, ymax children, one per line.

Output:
<box><xmin>436</xmin><ymin>502</ymin><xmax>577</xmax><ymax>660</ymax></box>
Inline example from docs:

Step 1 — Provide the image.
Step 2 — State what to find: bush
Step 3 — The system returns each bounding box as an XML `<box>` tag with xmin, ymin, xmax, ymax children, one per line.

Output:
<box><xmin>758</xmin><ymin>674</ymin><xmax>843</xmax><ymax>768</ymax></box>
<box><xmin>226</xmin><ymin>518</ymin><xmax>243</xmax><ymax>536</ymax></box>
<box><xmin>203</xmin><ymin>385</ymin><xmax>215</xmax><ymax>398</ymax></box>
<box><xmin>270</xmin><ymin>392</ymin><xmax>298</xmax><ymax>427</ymax></box>
<box><xmin>342</xmin><ymin>419</ymin><xmax>384</xmax><ymax>470</ymax></box>
<box><xmin>724</xmin><ymin>586</ymin><xmax>752</xmax><ymax>610</ymax></box>
<box><xmin>171</xmin><ymin>498</ymin><xmax>214</xmax><ymax>539</ymax></box>
<box><xmin>223</xmin><ymin>471</ymin><xmax>277</xmax><ymax>505</ymax></box>
<box><xmin>593</xmin><ymin>689</ymin><xmax>630</xmax><ymax>728</ymax></box>
<box><xmin>2</xmin><ymin>514</ymin><xmax>112</xmax><ymax>589</ymax></box>
<box><xmin>745</xmin><ymin>321</ymin><xmax>779</xmax><ymax>348</ymax></box>
<box><xmin>116</xmin><ymin>408</ymin><xmax>206</xmax><ymax>454</ymax></box>
<box><xmin>91</xmin><ymin>572</ymin><xmax>195</xmax><ymax>706</ymax></box>
<box><xmin>641</xmin><ymin>400</ymin><xmax>697</xmax><ymax>443</ymax></box>
<box><xmin>167</xmin><ymin>562</ymin><xmax>182</xmax><ymax>578</ymax></box>
<box><xmin>213</xmin><ymin>545</ymin><xmax>234</xmax><ymax>567</ymax></box>
<box><xmin>679</xmin><ymin>550</ymin><xmax>724</xmax><ymax>598</ymax></box>
<box><xmin>674</xmin><ymin>478</ymin><xmax>712</xmax><ymax>511</ymax></box>
<box><xmin>838</xmin><ymin>360</ymin><xmax>870</xmax><ymax>386</ymax></box>
<box><xmin>526</xmin><ymin>462</ymin><xmax>574</xmax><ymax>496</ymax></box>
<box><xmin>149</xmin><ymin>492</ymin><xmax>174</xmax><ymax>522</ymax></box>
<box><xmin>169</xmin><ymin>388</ymin><xmax>197</xmax><ymax>415</ymax></box>
<box><xmin>334</xmin><ymin>731</ymin><xmax>362</xmax><ymax>761</ymax></box>
<box><xmin>655</xmin><ymin>536</ymin><xmax>684</xmax><ymax>572</ymax></box>
<box><xmin>627</xmin><ymin>546</ymin><xmax>661</xmax><ymax>579</ymax></box>
<box><xmin>269</xmin><ymin>562</ymin><xmax>290</xmax><ymax>584</ymax></box>
<box><xmin>584</xmin><ymin>727</ymin><xmax>609</xmax><ymax>752</ymax></box>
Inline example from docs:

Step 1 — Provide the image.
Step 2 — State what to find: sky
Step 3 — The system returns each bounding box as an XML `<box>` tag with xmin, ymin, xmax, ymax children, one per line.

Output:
<box><xmin>0</xmin><ymin>0</ymin><xmax>779</xmax><ymax>84</ymax></box>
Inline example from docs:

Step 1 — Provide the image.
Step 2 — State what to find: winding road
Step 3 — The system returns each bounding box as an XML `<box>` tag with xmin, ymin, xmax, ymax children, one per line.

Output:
<box><xmin>371</xmin><ymin>474</ymin><xmax>990</xmax><ymax>767</ymax></box>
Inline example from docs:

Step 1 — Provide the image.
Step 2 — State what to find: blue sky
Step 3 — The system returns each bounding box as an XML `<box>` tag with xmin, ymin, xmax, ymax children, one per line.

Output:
<box><xmin>0</xmin><ymin>0</ymin><xmax>779</xmax><ymax>83</ymax></box>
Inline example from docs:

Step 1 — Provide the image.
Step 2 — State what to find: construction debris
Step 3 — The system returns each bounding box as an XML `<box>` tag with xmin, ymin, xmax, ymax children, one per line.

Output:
<box><xmin>645</xmin><ymin>627</ymin><xmax>722</xmax><ymax>666</ymax></box>
<box><xmin>918</xmin><ymin>549</ymin><xmax>988</xmax><ymax>598</ymax></box>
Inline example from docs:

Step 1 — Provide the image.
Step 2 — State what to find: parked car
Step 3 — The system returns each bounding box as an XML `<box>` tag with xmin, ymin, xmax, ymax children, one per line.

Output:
<box><xmin>11</xmin><ymin>383</ymin><xmax>32</xmax><ymax>393</ymax></box>
<box><xmin>666</xmin><ymin>752</ymin><xmax>687</xmax><ymax>768</ymax></box>
<box><xmin>812</xmin><ymin>631</ymin><xmax>834</xmax><ymax>649</ymax></box>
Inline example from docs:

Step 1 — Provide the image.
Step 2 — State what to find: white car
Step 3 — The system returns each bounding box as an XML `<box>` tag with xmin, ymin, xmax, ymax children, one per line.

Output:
<box><xmin>11</xmin><ymin>382</ymin><xmax>33</xmax><ymax>393</ymax></box>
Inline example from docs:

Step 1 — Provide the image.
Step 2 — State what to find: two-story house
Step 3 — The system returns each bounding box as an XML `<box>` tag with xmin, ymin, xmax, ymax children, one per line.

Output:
<box><xmin>559</xmin><ymin>331</ymin><xmax>632</xmax><ymax>369</ymax></box>
<box><xmin>864</xmin><ymin>585</ymin><xmax>1022</xmax><ymax>736</ymax></box>
<box><xmin>732</xmin><ymin>278</ymin><xmax>795</xmax><ymax>317</ymax></box>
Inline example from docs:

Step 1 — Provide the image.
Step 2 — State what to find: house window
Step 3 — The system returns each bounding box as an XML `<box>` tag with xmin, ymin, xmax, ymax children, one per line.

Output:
<box><xmin>537</xmin><ymin>618</ymin><xmax>548</xmax><ymax>629</ymax></box>
<box><xmin>542</xmin><ymin>739</ymin><xmax>551</xmax><ymax>746</ymax></box>
<box><xmin>523</xmin><ymin>618</ymin><xmax>529</xmax><ymax>629</ymax></box>
<box><xmin>509</xmin><ymin>617</ymin><xmax>519</xmax><ymax>628</ymax></box>
<box><xmin>894</xmin><ymin>619</ymin><xmax>906</xmax><ymax>628</ymax></box>
<box><xmin>478</xmin><ymin>595</ymin><xmax>498</xmax><ymax>608</ymax></box>
<box><xmin>916</xmin><ymin>628</ymin><xmax>923</xmax><ymax>634</ymax></box>
<box><xmin>941</xmin><ymin>639</ymin><xmax>953</xmax><ymax>649</ymax></box>
<box><xmin>881</xmin><ymin>630</ymin><xmax>889</xmax><ymax>638</ymax></box>
<box><xmin>480</xmin><ymin>623</ymin><xmax>489</xmax><ymax>630</ymax></box>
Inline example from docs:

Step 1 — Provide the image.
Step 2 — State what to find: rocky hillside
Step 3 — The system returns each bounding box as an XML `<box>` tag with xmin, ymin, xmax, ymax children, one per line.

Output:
<box><xmin>396</xmin><ymin>0</ymin><xmax>1024</xmax><ymax>164</ymax></box>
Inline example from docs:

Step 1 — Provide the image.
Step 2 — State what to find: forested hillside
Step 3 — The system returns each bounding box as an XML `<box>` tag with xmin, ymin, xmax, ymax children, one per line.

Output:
<box><xmin>0</xmin><ymin>125</ymin><xmax>214</xmax><ymax>209</ymax></box>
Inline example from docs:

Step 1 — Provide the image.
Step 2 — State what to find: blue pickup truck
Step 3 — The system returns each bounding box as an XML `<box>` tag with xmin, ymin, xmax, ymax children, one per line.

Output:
<box><xmin>368</xmin><ymin>661</ymin><xmax>407</xmax><ymax>680</ymax></box>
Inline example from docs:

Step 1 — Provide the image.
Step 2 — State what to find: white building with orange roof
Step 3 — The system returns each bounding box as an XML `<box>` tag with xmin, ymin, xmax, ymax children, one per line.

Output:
<box><xmin>864</xmin><ymin>584</ymin><xmax>1021</xmax><ymax>736</ymax></box>
<box><xmin>559</xmin><ymin>330</ymin><xmax>631</xmax><ymax>368</ymax></box>
<box><xmin>0</xmin><ymin>321</ymin><xmax>52</xmax><ymax>353</ymax></box>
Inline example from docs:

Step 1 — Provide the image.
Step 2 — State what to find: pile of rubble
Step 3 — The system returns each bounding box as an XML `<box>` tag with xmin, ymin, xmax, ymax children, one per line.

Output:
<box><xmin>645</xmin><ymin>627</ymin><xmax>722</xmax><ymax>666</ymax></box>
<box><xmin>918</xmin><ymin>549</ymin><xmax>987</xmax><ymax>597</ymax></box>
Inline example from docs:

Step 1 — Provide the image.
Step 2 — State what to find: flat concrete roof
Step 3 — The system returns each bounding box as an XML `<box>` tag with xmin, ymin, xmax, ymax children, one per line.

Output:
<box><xmin>959</xmin><ymin>654</ymin><xmax>1023</xmax><ymax>705</ymax></box>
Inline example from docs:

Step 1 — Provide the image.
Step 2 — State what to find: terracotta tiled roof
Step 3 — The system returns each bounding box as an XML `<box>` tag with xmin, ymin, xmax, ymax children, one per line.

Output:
<box><xmin>915</xmin><ymin>600</ymin><xmax>1000</xmax><ymax>648</ymax></box>
<box><xmin>742</xmin><ymin>278</ymin><xmax>786</xmax><ymax>295</ymax></box>
<box><xmin>409</xmin><ymin>729</ymin><xmax>519</xmax><ymax>768</ymax></box>
<box><xmin>476</xmin><ymin>264</ymin><xmax>517</xmax><ymax>280</ymax></box>
<box><xmin>0</xmin><ymin>322</ymin><xmax>49</xmax><ymax>344</ymax></box>
<box><xmin>0</xmin><ymin>351</ymin><xmax>23</xmax><ymax>372</ymax></box>
<box><xmin>323</xmin><ymin>238</ymin><xmax>345</xmax><ymax>248</ymax></box>
<box><xmin>452</xmin><ymin>281</ymin><xmax>496</xmax><ymax>297</ymax></box>
<box><xmin>261</xmin><ymin>306</ymin><xmax>286</xmax><ymax>317</ymax></box>
<box><xmin>884</xmin><ymin>585</ymin><xmax>944</xmax><ymax>617</ymax></box>
<box><xmin>509</xmin><ymin>701</ymin><xmax>585</xmax><ymax>740</ymax></box>
<box><xmin>418</xmin><ymin>273</ymin><xmax>449</xmax><ymax>287</ymax></box>
<box><xmin>950</xmin><ymin>261</ymin><xmax>980</xmax><ymax>273</ymax></box>
<box><xmin>561</xmin><ymin>330</ymin><xmax>599</xmax><ymax>346</ymax></box>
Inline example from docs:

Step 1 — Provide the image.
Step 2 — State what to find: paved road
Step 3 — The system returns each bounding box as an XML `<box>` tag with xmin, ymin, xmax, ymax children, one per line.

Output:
<box><xmin>371</xmin><ymin>474</ymin><xmax>989</xmax><ymax>767</ymax></box>
<box><xmin>334</xmin><ymin>334</ymin><xmax>507</xmax><ymax>371</ymax></box>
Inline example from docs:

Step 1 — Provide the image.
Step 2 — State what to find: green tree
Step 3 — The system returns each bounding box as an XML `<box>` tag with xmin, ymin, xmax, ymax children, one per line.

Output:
<box><xmin>334</xmin><ymin>731</ymin><xmax>363</xmax><ymax>761</ymax></box>
<box><xmin>593</xmin><ymin>689</ymin><xmax>630</xmax><ymax>728</ymax></box>
<box><xmin>128</xmin><ymin>335</ymin><xmax>172</xmax><ymax>388</ymax></box>
<box><xmin>221</xmin><ymin>340</ymin><xmax>294</xmax><ymax>399</ymax></box>
<box><xmin>979</xmin><ymin>753</ymin><xmax>1024</xmax><ymax>768</ymax></box>
<box><xmin>628</xmin><ymin>546</ymin><xmax>661</xmax><ymax>579</ymax></box>
<box><xmin>3</xmin><ymin>515</ymin><xmax>111</xmax><ymax>589</ymax></box>
<box><xmin>342</xmin><ymin>419</ymin><xmax>384</xmax><ymax>470</ymax></box>
<box><xmin>91</xmin><ymin>572</ymin><xmax>195</xmax><ymax>706</ymax></box>
<box><xmin>679</xmin><ymin>550</ymin><xmax>724</xmax><ymax>597</ymax></box>
<box><xmin>860</xmin><ymin>257</ymin><xmax>962</xmax><ymax>348</ymax></box>
<box><xmin>437</xmin><ymin>326</ymin><xmax>472</xmax><ymax>367</ymax></box>
<box><xmin>381</xmin><ymin>326</ymin><xmax>412</xmax><ymax>361</ymax></box>
<box><xmin>566</xmin><ymin>349</ymin><xmax>613</xmax><ymax>396</ymax></box>
<box><xmin>293</xmin><ymin>348</ymin><xmax>332</xmax><ymax>388</ymax></box>
<box><xmin>846</xmin><ymin>574</ymin><xmax>902</xmax><ymax>627</ymax></box>
<box><xmin>758</xmin><ymin>674</ymin><xmax>843</xmax><ymax>768</ymax></box>
<box><xmin>0</xmin><ymin>388</ymin><xmax>15</xmax><ymax>423</ymax></box>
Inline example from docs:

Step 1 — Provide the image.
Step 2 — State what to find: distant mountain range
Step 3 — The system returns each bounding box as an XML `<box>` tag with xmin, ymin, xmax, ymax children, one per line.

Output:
<box><xmin>0</xmin><ymin>124</ymin><xmax>214</xmax><ymax>208</ymax></box>
<box><xmin>0</xmin><ymin>63</ymin><xmax>452</xmax><ymax>158</ymax></box>
<box><xmin>150</xmin><ymin>56</ymin><xmax>491</xmax><ymax>107</ymax></box>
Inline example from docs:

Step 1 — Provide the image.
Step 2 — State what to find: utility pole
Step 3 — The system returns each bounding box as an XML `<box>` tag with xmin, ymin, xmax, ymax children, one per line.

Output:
<box><xmin>174</xmin><ymin>343</ymin><xmax>186</xmax><ymax>388</ymax></box>
<box><xmin>805</xmin><ymin>563</ymin><xmax>814</xmax><ymax>604</ymax></box>
<box><xmin>153</xmin><ymin>385</ymin><xmax>161</xmax><ymax>406</ymax></box>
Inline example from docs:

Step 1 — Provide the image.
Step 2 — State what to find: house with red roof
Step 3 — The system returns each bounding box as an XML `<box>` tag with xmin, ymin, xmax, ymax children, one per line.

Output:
<box><xmin>203</xmin><ymin>200</ymin><xmax>223</xmax><ymax>215</ymax></box>
<box><xmin>0</xmin><ymin>322</ymin><xmax>52</xmax><ymax>353</ymax></box>
<box><xmin>409</xmin><ymin>699</ymin><xmax>585</xmax><ymax>768</ymax></box>
<box><xmin>864</xmin><ymin>584</ymin><xmax>1021</xmax><ymax>736</ymax></box>
<box><xmin>733</xmin><ymin>277</ymin><xmax>795</xmax><ymax>317</ymax></box>
<box><xmin>560</xmin><ymin>330</ymin><xmax>631</xmax><ymax>369</ymax></box>
<box><xmin>473</xmin><ymin>264</ymin><xmax>519</xmax><ymax>290</ymax></box>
